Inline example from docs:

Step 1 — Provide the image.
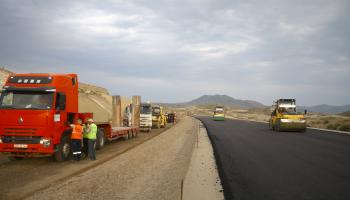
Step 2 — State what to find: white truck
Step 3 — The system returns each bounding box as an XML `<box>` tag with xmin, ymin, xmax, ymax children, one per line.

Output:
<box><xmin>140</xmin><ymin>102</ymin><xmax>152</xmax><ymax>132</ymax></box>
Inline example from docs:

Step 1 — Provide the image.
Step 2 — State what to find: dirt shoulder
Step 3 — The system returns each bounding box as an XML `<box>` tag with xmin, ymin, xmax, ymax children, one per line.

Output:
<box><xmin>27</xmin><ymin>116</ymin><xmax>197</xmax><ymax>200</ymax></box>
<box><xmin>183</xmin><ymin>120</ymin><xmax>224</xmax><ymax>200</ymax></box>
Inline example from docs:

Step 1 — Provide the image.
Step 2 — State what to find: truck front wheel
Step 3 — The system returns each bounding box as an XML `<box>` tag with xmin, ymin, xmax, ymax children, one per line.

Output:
<box><xmin>54</xmin><ymin>135</ymin><xmax>71</xmax><ymax>162</ymax></box>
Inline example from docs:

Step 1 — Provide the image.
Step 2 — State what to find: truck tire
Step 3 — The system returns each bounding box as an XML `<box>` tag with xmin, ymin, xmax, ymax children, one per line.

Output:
<box><xmin>123</xmin><ymin>132</ymin><xmax>129</xmax><ymax>140</ymax></box>
<box><xmin>133</xmin><ymin>130</ymin><xmax>138</xmax><ymax>137</ymax></box>
<box><xmin>96</xmin><ymin>128</ymin><xmax>105</xmax><ymax>150</ymax></box>
<box><xmin>54</xmin><ymin>135</ymin><xmax>71</xmax><ymax>162</ymax></box>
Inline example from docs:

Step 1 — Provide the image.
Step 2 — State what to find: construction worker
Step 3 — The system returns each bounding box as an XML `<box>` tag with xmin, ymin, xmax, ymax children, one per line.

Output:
<box><xmin>82</xmin><ymin>121</ymin><xmax>90</xmax><ymax>159</ymax></box>
<box><xmin>86</xmin><ymin>118</ymin><xmax>97</xmax><ymax>160</ymax></box>
<box><xmin>71</xmin><ymin>119</ymin><xmax>83</xmax><ymax>161</ymax></box>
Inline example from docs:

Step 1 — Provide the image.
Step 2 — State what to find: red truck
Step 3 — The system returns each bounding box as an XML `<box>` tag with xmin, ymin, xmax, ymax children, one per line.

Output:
<box><xmin>0</xmin><ymin>73</ymin><xmax>139</xmax><ymax>161</ymax></box>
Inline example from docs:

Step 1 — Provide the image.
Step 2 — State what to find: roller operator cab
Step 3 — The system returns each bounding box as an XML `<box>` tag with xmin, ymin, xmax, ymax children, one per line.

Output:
<box><xmin>269</xmin><ymin>99</ymin><xmax>307</xmax><ymax>132</ymax></box>
<box><xmin>0</xmin><ymin>74</ymin><xmax>92</xmax><ymax>161</ymax></box>
<box><xmin>213</xmin><ymin>106</ymin><xmax>225</xmax><ymax>121</ymax></box>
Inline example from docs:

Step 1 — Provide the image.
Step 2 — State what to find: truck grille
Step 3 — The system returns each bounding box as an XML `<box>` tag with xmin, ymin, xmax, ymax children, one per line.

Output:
<box><xmin>1</xmin><ymin>136</ymin><xmax>41</xmax><ymax>144</ymax></box>
<box><xmin>4</xmin><ymin>127</ymin><xmax>38</xmax><ymax>135</ymax></box>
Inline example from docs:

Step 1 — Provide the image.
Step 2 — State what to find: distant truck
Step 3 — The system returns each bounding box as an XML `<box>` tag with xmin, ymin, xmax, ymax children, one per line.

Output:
<box><xmin>0</xmin><ymin>73</ymin><xmax>140</xmax><ymax>161</ymax></box>
<box><xmin>167</xmin><ymin>112</ymin><xmax>176</xmax><ymax>123</ymax></box>
<box><xmin>213</xmin><ymin>106</ymin><xmax>225</xmax><ymax>121</ymax></box>
<box><xmin>140</xmin><ymin>102</ymin><xmax>152</xmax><ymax>132</ymax></box>
<box><xmin>152</xmin><ymin>105</ymin><xmax>167</xmax><ymax>129</ymax></box>
<box><xmin>269</xmin><ymin>99</ymin><xmax>306</xmax><ymax>132</ymax></box>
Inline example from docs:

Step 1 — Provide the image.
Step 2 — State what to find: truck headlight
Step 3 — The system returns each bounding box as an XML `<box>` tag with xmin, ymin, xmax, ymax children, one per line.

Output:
<box><xmin>0</xmin><ymin>137</ymin><xmax>2</xmax><ymax>143</ymax></box>
<box><xmin>40</xmin><ymin>138</ymin><xmax>51</xmax><ymax>148</ymax></box>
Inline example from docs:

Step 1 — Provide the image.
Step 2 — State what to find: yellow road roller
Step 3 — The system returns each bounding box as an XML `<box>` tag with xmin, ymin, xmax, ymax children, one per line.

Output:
<box><xmin>269</xmin><ymin>99</ymin><xmax>307</xmax><ymax>132</ymax></box>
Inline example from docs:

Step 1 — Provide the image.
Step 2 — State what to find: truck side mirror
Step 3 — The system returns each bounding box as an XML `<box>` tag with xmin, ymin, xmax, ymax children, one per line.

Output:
<box><xmin>304</xmin><ymin>109</ymin><xmax>307</xmax><ymax>115</ymax></box>
<box><xmin>55</xmin><ymin>92</ymin><xmax>66</xmax><ymax>111</ymax></box>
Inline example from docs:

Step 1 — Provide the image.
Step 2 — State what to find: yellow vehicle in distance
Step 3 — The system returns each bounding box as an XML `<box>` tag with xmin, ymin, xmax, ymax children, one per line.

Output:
<box><xmin>152</xmin><ymin>105</ymin><xmax>167</xmax><ymax>129</ymax></box>
<box><xmin>213</xmin><ymin>106</ymin><xmax>225</xmax><ymax>121</ymax></box>
<box><xmin>269</xmin><ymin>99</ymin><xmax>307</xmax><ymax>132</ymax></box>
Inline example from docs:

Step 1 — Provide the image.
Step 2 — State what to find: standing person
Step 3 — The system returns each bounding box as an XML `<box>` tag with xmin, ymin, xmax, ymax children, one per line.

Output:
<box><xmin>82</xmin><ymin>121</ymin><xmax>90</xmax><ymax>159</ymax></box>
<box><xmin>71</xmin><ymin>119</ymin><xmax>83</xmax><ymax>161</ymax></box>
<box><xmin>86</xmin><ymin>118</ymin><xmax>97</xmax><ymax>160</ymax></box>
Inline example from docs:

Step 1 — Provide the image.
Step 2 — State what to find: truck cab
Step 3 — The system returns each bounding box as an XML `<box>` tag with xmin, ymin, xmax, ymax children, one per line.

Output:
<box><xmin>269</xmin><ymin>99</ymin><xmax>306</xmax><ymax>132</ymax></box>
<box><xmin>140</xmin><ymin>103</ymin><xmax>152</xmax><ymax>132</ymax></box>
<box><xmin>0</xmin><ymin>74</ymin><xmax>91</xmax><ymax>161</ymax></box>
<box><xmin>152</xmin><ymin>105</ymin><xmax>167</xmax><ymax>129</ymax></box>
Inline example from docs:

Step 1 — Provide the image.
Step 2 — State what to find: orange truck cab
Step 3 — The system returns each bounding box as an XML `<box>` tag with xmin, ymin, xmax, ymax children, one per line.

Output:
<box><xmin>0</xmin><ymin>73</ymin><xmax>92</xmax><ymax>161</ymax></box>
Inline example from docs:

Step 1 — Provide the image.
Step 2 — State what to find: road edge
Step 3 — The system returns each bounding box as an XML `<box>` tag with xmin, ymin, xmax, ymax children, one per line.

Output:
<box><xmin>196</xmin><ymin>117</ymin><xmax>232</xmax><ymax>200</ymax></box>
<box><xmin>183</xmin><ymin>118</ymin><xmax>224</xmax><ymax>200</ymax></box>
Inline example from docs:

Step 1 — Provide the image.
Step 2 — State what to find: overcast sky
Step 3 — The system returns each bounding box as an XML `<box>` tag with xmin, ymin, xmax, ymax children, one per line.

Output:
<box><xmin>0</xmin><ymin>0</ymin><xmax>349</xmax><ymax>106</ymax></box>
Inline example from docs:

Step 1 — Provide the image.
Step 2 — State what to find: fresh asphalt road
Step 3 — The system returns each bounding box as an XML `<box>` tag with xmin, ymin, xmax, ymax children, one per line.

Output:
<box><xmin>197</xmin><ymin>116</ymin><xmax>350</xmax><ymax>200</ymax></box>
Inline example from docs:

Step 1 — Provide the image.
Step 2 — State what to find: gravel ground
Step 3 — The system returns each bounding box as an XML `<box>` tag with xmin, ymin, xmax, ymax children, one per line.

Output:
<box><xmin>0</xmin><ymin>125</ymin><xmax>172</xmax><ymax>200</ymax></box>
<box><xmin>27</xmin><ymin>116</ymin><xmax>197</xmax><ymax>200</ymax></box>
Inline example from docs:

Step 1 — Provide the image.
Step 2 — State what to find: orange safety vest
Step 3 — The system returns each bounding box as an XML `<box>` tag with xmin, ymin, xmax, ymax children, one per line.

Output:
<box><xmin>71</xmin><ymin>124</ymin><xmax>83</xmax><ymax>140</ymax></box>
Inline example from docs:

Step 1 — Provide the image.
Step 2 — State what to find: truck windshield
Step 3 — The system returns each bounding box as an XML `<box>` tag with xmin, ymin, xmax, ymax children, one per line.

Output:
<box><xmin>0</xmin><ymin>91</ymin><xmax>54</xmax><ymax>110</ymax></box>
<box><xmin>141</xmin><ymin>106</ymin><xmax>151</xmax><ymax>114</ymax></box>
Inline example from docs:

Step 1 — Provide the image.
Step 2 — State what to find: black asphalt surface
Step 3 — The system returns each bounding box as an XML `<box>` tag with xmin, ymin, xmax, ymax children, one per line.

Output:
<box><xmin>198</xmin><ymin>116</ymin><xmax>350</xmax><ymax>200</ymax></box>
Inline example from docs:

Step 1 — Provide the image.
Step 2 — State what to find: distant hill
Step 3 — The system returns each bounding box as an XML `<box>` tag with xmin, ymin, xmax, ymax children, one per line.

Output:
<box><xmin>160</xmin><ymin>94</ymin><xmax>265</xmax><ymax>109</ymax></box>
<box><xmin>186</xmin><ymin>95</ymin><xmax>265</xmax><ymax>108</ymax></box>
<box><xmin>300</xmin><ymin>104</ymin><xmax>350</xmax><ymax>115</ymax></box>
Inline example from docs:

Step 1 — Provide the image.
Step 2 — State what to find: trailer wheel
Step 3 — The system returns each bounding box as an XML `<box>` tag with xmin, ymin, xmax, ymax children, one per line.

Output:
<box><xmin>96</xmin><ymin>128</ymin><xmax>105</xmax><ymax>150</ymax></box>
<box><xmin>54</xmin><ymin>135</ymin><xmax>71</xmax><ymax>162</ymax></box>
<box><xmin>123</xmin><ymin>132</ymin><xmax>129</xmax><ymax>140</ymax></box>
<box><xmin>128</xmin><ymin>131</ymin><xmax>132</xmax><ymax>140</ymax></box>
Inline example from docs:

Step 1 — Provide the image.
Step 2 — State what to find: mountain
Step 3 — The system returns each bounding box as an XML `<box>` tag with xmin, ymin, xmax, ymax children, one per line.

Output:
<box><xmin>159</xmin><ymin>94</ymin><xmax>266</xmax><ymax>109</ymax></box>
<box><xmin>185</xmin><ymin>95</ymin><xmax>265</xmax><ymax>108</ymax></box>
<box><xmin>300</xmin><ymin>104</ymin><xmax>350</xmax><ymax>115</ymax></box>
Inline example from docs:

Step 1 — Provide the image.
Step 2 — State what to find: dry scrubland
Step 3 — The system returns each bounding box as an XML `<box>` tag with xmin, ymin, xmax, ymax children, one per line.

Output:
<box><xmin>183</xmin><ymin>105</ymin><xmax>350</xmax><ymax>132</ymax></box>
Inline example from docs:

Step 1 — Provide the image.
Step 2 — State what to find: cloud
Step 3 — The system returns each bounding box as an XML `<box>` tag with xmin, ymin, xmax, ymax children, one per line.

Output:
<box><xmin>0</xmin><ymin>0</ymin><xmax>349</xmax><ymax>106</ymax></box>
